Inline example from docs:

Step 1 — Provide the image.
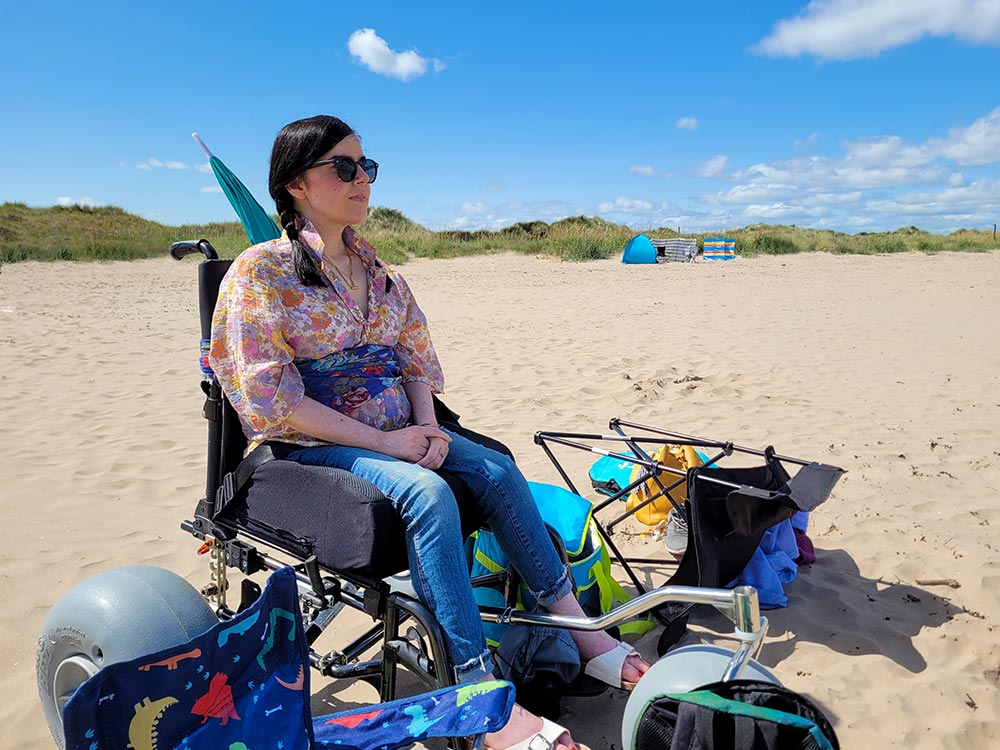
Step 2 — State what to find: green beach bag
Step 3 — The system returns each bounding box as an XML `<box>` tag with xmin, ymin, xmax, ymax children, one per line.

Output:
<box><xmin>469</xmin><ymin>482</ymin><xmax>653</xmax><ymax>646</ymax></box>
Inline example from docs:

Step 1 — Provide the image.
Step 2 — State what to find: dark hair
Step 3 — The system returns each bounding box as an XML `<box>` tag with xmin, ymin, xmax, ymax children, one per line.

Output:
<box><xmin>269</xmin><ymin>115</ymin><xmax>357</xmax><ymax>286</ymax></box>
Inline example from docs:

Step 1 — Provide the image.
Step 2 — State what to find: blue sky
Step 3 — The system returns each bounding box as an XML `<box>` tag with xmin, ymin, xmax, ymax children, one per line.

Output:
<box><xmin>3</xmin><ymin>0</ymin><xmax>999</xmax><ymax>234</ymax></box>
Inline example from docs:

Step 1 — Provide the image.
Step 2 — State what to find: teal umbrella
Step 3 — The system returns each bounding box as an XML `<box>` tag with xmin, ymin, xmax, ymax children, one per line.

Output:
<box><xmin>193</xmin><ymin>133</ymin><xmax>281</xmax><ymax>244</ymax></box>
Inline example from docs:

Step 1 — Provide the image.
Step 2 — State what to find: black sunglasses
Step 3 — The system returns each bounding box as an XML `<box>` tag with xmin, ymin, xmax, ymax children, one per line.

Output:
<box><xmin>307</xmin><ymin>155</ymin><xmax>379</xmax><ymax>184</ymax></box>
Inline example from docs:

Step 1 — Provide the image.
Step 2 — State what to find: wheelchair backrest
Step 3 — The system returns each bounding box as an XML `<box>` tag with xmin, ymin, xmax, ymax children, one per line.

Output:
<box><xmin>197</xmin><ymin>258</ymin><xmax>250</xmax><ymax>496</ymax></box>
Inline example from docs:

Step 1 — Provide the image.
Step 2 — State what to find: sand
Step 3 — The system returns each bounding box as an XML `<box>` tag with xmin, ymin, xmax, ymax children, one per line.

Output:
<box><xmin>1</xmin><ymin>250</ymin><xmax>998</xmax><ymax>748</ymax></box>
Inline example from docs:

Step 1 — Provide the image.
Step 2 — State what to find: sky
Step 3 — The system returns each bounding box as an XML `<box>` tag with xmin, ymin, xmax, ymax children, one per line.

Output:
<box><xmin>2</xmin><ymin>0</ymin><xmax>999</xmax><ymax>235</ymax></box>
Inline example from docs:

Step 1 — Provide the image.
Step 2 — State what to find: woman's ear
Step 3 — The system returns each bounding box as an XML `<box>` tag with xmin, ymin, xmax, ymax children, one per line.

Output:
<box><xmin>286</xmin><ymin>177</ymin><xmax>306</xmax><ymax>201</ymax></box>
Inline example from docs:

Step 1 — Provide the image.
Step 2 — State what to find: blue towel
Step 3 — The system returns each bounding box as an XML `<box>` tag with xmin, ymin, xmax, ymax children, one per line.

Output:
<box><xmin>729</xmin><ymin>518</ymin><xmax>800</xmax><ymax>608</ymax></box>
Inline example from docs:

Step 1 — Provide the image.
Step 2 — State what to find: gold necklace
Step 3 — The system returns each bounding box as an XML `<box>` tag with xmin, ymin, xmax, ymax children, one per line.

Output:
<box><xmin>326</xmin><ymin>249</ymin><xmax>358</xmax><ymax>290</ymax></box>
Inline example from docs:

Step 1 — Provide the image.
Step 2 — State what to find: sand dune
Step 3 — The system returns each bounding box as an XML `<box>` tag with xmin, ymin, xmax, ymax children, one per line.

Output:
<box><xmin>2</xmin><ymin>250</ymin><xmax>998</xmax><ymax>748</ymax></box>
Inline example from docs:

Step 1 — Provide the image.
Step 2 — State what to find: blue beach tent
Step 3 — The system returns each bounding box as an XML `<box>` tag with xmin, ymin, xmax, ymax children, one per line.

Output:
<box><xmin>621</xmin><ymin>234</ymin><xmax>657</xmax><ymax>264</ymax></box>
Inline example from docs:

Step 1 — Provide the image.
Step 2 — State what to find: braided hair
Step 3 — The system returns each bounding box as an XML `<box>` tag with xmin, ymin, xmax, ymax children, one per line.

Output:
<box><xmin>268</xmin><ymin>115</ymin><xmax>357</xmax><ymax>286</ymax></box>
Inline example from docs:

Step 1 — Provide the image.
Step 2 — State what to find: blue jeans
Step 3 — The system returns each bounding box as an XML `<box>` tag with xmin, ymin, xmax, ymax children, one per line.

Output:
<box><xmin>286</xmin><ymin>429</ymin><xmax>573</xmax><ymax>683</ymax></box>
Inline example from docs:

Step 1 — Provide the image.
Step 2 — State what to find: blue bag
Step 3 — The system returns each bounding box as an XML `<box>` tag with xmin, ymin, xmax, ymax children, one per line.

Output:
<box><xmin>470</xmin><ymin>482</ymin><xmax>651</xmax><ymax>646</ymax></box>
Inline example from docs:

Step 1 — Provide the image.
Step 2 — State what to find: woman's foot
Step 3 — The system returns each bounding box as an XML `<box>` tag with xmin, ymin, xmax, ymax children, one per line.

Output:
<box><xmin>581</xmin><ymin>639</ymin><xmax>649</xmax><ymax>690</ymax></box>
<box><xmin>484</xmin><ymin>703</ymin><xmax>583</xmax><ymax>750</ymax></box>
<box><xmin>545</xmin><ymin>591</ymin><xmax>650</xmax><ymax>689</ymax></box>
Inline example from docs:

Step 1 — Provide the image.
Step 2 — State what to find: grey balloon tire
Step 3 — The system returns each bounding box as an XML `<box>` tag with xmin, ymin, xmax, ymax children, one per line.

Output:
<box><xmin>35</xmin><ymin>566</ymin><xmax>218</xmax><ymax>748</ymax></box>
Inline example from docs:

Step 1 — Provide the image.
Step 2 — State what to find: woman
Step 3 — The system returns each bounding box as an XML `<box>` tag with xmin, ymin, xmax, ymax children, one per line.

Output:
<box><xmin>209</xmin><ymin>115</ymin><xmax>648</xmax><ymax>750</ymax></box>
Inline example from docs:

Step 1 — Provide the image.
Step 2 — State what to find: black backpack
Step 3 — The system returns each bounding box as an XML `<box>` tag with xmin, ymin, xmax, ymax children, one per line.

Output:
<box><xmin>634</xmin><ymin>680</ymin><xmax>839</xmax><ymax>750</ymax></box>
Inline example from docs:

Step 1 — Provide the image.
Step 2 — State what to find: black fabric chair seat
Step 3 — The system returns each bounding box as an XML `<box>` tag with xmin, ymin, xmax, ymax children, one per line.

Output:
<box><xmin>656</xmin><ymin>448</ymin><xmax>841</xmax><ymax>653</ymax></box>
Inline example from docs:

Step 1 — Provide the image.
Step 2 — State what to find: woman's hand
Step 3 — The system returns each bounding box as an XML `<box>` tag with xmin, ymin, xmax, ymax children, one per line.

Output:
<box><xmin>417</xmin><ymin>435</ymin><xmax>450</xmax><ymax>470</ymax></box>
<box><xmin>382</xmin><ymin>424</ymin><xmax>451</xmax><ymax>463</ymax></box>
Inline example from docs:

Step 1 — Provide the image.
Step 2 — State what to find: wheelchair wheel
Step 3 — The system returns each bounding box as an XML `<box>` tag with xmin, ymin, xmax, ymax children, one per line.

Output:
<box><xmin>621</xmin><ymin>644</ymin><xmax>780</xmax><ymax>750</ymax></box>
<box><xmin>36</xmin><ymin>565</ymin><xmax>218</xmax><ymax>748</ymax></box>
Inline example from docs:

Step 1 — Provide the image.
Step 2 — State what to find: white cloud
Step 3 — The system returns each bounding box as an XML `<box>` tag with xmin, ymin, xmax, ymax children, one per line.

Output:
<box><xmin>697</xmin><ymin>155</ymin><xmax>729</xmax><ymax>178</ymax></box>
<box><xmin>929</xmin><ymin>106</ymin><xmax>1000</xmax><ymax>166</ymax></box>
<box><xmin>755</xmin><ymin>0</ymin><xmax>1000</xmax><ymax>60</ymax></box>
<box><xmin>864</xmin><ymin>178</ymin><xmax>1000</xmax><ymax>217</ymax></box>
<box><xmin>57</xmin><ymin>196</ymin><xmax>97</xmax><ymax>207</ymax></box>
<box><xmin>440</xmin><ymin>199</ymin><xmax>586</xmax><ymax>231</ymax></box>
<box><xmin>629</xmin><ymin>164</ymin><xmax>675</xmax><ymax>178</ymax></box>
<box><xmin>446</xmin><ymin>216</ymin><xmax>476</xmax><ymax>229</ymax></box>
<box><xmin>736</xmin><ymin>156</ymin><xmax>951</xmax><ymax>190</ymax></box>
<box><xmin>710</xmin><ymin>183</ymin><xmax>800</xmax><ymax>205</ymax></box>
<box><xmin>137</xmin><ymin>157</ymin><xmax>193</xmax><ymax>171</ymax></box>
<box><xmin>794</xmin><ymin>132</ymin><xmax>821</xmax><ymax>150</ymax></box>
<box><xmin>741</xmin><ymin>202</ymin><xmax>829</xmax><ymax>221</ymax></box>
<box><xmin>724</xmin><ymin>107</ymin><xmax>1000</xmax><ymax>193</ymax></box>
<box><xmin>597</xmin><ymin>197</ymin><xmax>654</xmax><ymax>213</ymax></box>
<box><xmin>800</xmin><ymin>190</ymin><xmax>864</xmax><ymax>206</ymax></box>
<box><xmin>676</xmin><ymin>117</ymin><xmax>699</xmax><ymax>131</ymax></box>
<box><xmin>347</xmin><ymin>28</ymin><xmax>444</xmax><ymax>81</ymax></box>
<box><xmin>200</xmin><ymin>186</ymin><xmax>223</xmax><ymax>193</ymax></box>
<box><xmin>842</xmin><ymin>135</ymin><xmax>929</xmax><ymax>167</ymax></box>
<box><xmin>691</xmin><ymin>105</ymin><xmax>1000</xmax><ymax>232</ymax></box>
<box><xmin>196</xmin><ymin>163</ymin><xmax>213</xmax><ymax>173</ymax></box>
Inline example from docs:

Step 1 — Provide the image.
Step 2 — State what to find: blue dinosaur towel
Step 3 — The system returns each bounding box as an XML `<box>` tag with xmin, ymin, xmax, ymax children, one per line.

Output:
<box><xmin>313</xmin><ymin>680</ymin><xmax>516</xmax><ymax>749</ymax></box>
<box><xmin>63</xmin><ymin>567</ymin><xmax>315</xmax><ymax>750</ymax></box>
<box><xmin>63</xmin><ymin>567</ymin><xmax>514</xmax><ymax>750</ymax></box>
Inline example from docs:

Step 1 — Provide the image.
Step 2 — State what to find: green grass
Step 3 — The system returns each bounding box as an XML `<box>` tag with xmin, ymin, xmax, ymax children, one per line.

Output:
<box><xmin>1</xmin><ymin>202</ymin><xmax>996</xmax><ymax>264</ymax></box>
<box><xmin>720</xmin><ymin>223</ymin><xmax>997</xmax><ymax>256</ymax></box>
<box><xmin>0</xmin><ymin>203</ymin><xmax>250</xmax><ymax>262</ymax></box>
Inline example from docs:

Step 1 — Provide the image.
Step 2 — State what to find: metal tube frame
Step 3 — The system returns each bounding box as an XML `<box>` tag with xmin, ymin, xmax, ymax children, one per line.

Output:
<box><xmin>532</xmin><ymin>419</ymin><xmax>823</xmax><ymax>598</ymax></box>
<box><xmin>478</xmin><ymin>583</ymin><xmax>768</xmax><ymax>679</ymax></box>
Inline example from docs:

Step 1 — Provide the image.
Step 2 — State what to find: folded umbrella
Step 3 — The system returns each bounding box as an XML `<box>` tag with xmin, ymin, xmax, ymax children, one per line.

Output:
<box><xmin>193</xmin><ymin>132</ymin><xmax>281</xmax><ymax>244</ymax></box>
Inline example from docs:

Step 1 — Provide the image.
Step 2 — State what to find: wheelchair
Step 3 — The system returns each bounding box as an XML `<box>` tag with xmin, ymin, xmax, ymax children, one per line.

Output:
<box><xmin>37</xmin><ymin>237</ymin><xmax>793</xmax><ymax>750</ymax></box>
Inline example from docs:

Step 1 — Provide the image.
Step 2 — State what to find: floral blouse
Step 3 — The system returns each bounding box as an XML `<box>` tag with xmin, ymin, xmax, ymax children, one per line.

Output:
<box><xmin>208</xmin><ymin>220</ymin><xmax>444</xmax><ymax>448</ymax></box>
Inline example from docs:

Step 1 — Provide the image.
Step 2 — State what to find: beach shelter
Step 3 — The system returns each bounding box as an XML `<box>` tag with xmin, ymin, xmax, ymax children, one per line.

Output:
<box><xmin>193</xmin><ymin>133</ymin><xmax>282</xmax><ymax>245</ymax></box>
<box><xmin>621</xmin><ymin>234</ymin><xmax>657</xmax><ymax>264</ymax></box>
<box><xmin>703</xmin><ymin>237</ymin><xmax>736</xmax><ymax>260</ymax></box>
<box><xmin>651</xmin><ymin>237</ymin><xmax>697</xmax><ymax>262</ymax></box>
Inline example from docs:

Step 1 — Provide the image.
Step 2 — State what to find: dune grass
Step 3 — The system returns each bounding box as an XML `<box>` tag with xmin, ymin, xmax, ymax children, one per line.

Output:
<box><xmin>1</xmin><ymin>202</ymin><xmax>995</xmax><ymax>264</ymax></box>
<box><xmin>0</xmin><ymin>203</ymin><xmax>250</xmax><ymax>262</ymax></box>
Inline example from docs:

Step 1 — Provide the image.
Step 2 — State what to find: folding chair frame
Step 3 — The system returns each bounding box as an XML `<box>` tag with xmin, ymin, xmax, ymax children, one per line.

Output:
<box><xmin>534</xmin><ymin>418</ymin><xmax>844</xmax><ymax>598</ymax></box>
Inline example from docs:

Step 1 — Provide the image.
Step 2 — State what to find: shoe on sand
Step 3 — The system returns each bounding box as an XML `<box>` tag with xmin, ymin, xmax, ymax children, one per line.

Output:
<box><xmin>665</xmin><ymin>507</ymin><xmax>688</xmax><ymax>557</ymax></box>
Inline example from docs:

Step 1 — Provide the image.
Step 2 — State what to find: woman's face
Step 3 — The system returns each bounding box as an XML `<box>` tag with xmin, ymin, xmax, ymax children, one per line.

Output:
<box><xmin>287</xmin><ymin>135</ymin><xmax>371</xmax><ymax>231</ymax></box>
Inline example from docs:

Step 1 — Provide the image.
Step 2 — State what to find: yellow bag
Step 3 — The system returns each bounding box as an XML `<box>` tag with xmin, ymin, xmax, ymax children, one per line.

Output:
<box><xmin>626</xmin><ymin>444</ymin><xmax>703</xmax><ymax>526</ymax></box>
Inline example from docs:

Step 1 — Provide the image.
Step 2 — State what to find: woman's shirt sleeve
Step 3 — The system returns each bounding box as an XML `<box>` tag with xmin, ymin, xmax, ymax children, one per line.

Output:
<box><xmin>208</xmin><ymin>252</ymin><xmax>305</xmax><ymax>433</ymax></box>
<box><xmin>390</xmin><ymin>272</ymin><xmax>445</xmax><ymax>393</ymax></box>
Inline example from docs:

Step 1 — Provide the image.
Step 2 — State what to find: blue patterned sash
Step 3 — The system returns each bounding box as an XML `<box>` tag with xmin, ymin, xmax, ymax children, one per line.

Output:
<box><xmin>296</xmin><ymin>344</ymin><xmax>402</xmax><ymax>416</ymax></box>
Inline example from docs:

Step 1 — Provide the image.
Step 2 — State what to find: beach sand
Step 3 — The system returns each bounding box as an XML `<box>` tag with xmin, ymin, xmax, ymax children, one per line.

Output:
<box><xmin>2</xmin><ymin>250</ymin><xmax>998</xmax><ymax>748</ymax></box>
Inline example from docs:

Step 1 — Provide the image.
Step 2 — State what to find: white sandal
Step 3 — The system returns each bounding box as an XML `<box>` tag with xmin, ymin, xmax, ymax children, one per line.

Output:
<box><xmin>485</xmin><ymin>716</ymin><xmax>590</xmax><ymax>750</ymax></box>
<box><xmin>583</xmin><ymin>640</ymin><xmax>640</xmax><ymax>691</ymax></box>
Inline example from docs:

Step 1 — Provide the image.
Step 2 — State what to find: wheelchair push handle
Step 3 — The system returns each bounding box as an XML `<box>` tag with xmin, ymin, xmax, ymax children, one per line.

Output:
<box><xmin>169</xmin><ymin>239</ymin><xmax>219</xmax><ymax>261</ymax></box>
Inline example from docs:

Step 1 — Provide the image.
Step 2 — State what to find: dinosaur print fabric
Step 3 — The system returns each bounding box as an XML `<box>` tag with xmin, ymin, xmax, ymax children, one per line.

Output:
<box><xmin>62</xmin><ymin>567</ymin><xmax>313</xmax><ymax>750</ymax></box>
<box><xmin>61</xmin><ymin>567</ymin><xmax>514</xmax><ymax>750</ymax></box>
